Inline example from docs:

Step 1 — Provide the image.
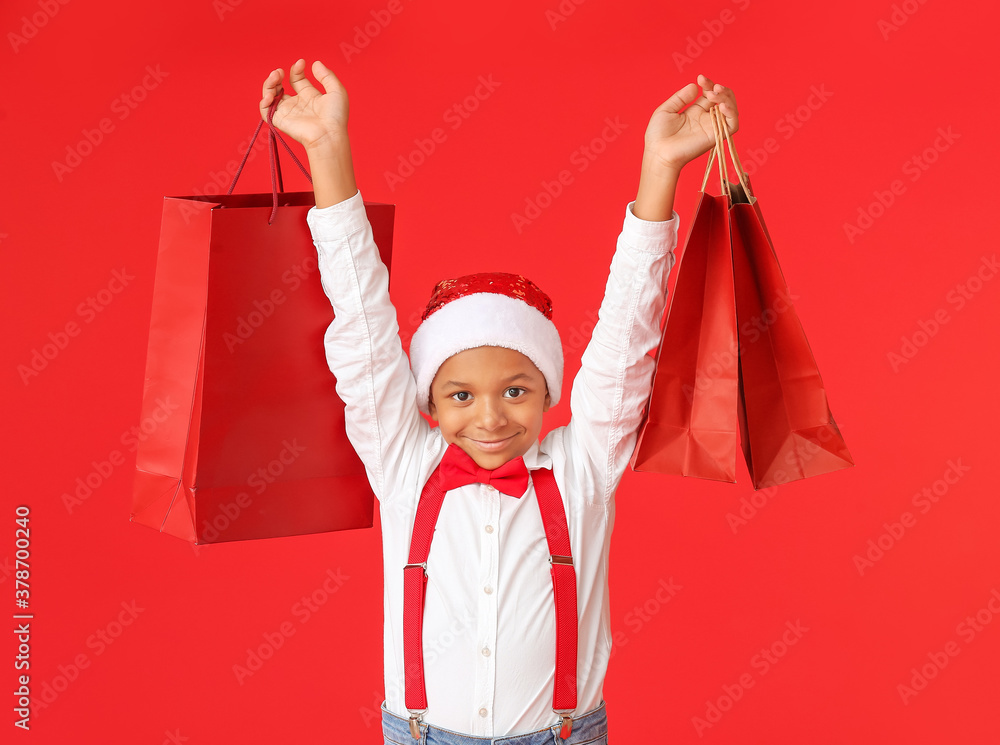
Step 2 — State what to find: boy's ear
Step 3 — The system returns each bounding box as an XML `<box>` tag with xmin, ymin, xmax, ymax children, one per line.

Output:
<box><xmin>543</xmin><ymin>391</ymin><xmax>551</xmax><ymax>412</ymax></box>
<box><xmin>427</xmin><ymin>395</ymin><xmax>438</xmax><ymax>420</ymax></box>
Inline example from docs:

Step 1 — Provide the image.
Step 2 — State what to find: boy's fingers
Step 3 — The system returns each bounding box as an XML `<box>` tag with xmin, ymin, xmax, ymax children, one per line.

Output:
<box><xmin>287</xmin><ymin>58</ymin><xmax>317</xmax><ymax>95</ymax></box>
<box><xmin>698</xmin><ymin>74</ymin><xmax>738</xmax><ymax>130</ymax></box>
<box><xmin>311</xmin><ymin>59</ymin><xmax>342</xmax><ymax>94</ymax></box>
<box><xmin>704</xmin><ymin>84</ymin><xmax>735</xmax><ymax>108</ymax></box>
<box><xmin>694</xmin><ymin>74</ymin><xmax>724</xmax><ymax>112</ymax></box>
<box><xmin>660</xmin><ymin>81</ymin><xmax>702</xmax><ymax>114</ymax></box>
<box><xmin>261</xmin><ymin>68</ymin><xmax>282</xmax><ymax>101</ymax></box>
<box><xmin>260</xmin><ymin>70</ymin><xmax>286</xmax><ymax>118</ymax></box>
<box><xmin>707</xmin><ymin>86</ymin><xmax>739</xmax><ymax>132</ymax></box>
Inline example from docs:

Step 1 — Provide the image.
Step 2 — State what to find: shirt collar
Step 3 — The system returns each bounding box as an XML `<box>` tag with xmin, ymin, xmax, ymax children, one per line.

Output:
<box><xmin>522</xmin><ymin>440</ymin><xmax>552</xmax><ymax>472</ymax></box>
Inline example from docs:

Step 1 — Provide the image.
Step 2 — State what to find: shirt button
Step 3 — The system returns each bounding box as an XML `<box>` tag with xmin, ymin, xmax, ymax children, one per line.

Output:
<box><xmin>482</xmin><ymin>647</ymin><xmax>491</xmax><ymax>657</ymax></box>
<box><xmin>485</xmin><ymin>525</ymin><xmax>494</xmax><ymax>534</ymax></box>
<box><xmin>479</xmin><ymin>707</ymin><xmax>488</xmax><ymax>718</ymax></box>
<box><xmin>486</xmin><ymin>485</ymin><xmax>496</xmax><ymax>492</ymax></box>
<box><xmin>484</xmin><ymin>585</ymin><xmax>493</xmax><ymax>595</ymax></box>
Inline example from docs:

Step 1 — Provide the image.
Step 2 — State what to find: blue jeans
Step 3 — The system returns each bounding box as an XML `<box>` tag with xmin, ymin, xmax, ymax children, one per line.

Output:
<box><xmin>381</xmin><ymin>702</ymin><xmax>609</xmax><ymax>745</ymax></box>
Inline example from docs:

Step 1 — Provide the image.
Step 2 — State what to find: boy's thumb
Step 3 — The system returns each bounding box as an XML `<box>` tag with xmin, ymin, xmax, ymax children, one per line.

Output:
<box><xmin>312</xmin><ymin>59</ymin><xmax>343</xmax><ymax>92</ymax></box>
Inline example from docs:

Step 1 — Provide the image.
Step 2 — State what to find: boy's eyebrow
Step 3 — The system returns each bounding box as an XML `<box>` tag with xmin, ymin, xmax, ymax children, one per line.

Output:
<box><xmin>441</xmin><ymin>373</ymin><xmax>535</xmax><ymax>389</ymax></box>
<box><xmin>503</xmin><ymin>373</ymin><xmax>534</xmax><ymax>383</ymax></box>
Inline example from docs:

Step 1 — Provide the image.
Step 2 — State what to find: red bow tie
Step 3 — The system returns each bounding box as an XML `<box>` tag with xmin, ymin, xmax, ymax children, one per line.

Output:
<box><xmin>438</xmin><ymin>443</ymin><xmax>530</xmax><ymax>498</ymax></box>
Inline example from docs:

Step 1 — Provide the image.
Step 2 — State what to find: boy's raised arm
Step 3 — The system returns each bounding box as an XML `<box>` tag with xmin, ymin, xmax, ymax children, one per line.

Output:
<box><xmin>262</xmin><ymin>60</ymin><xmax>430</xmax><ymax>500</ymax></box>
<box><xmin>564</xmin><ymin>75</ymin><xmax>739</xmax><ymax>499</ymax></box>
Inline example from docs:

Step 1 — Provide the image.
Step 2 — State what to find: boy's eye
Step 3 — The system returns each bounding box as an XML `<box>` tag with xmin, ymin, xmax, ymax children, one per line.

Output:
<box><xmin>504</xmin><ymin>387</ymin><xmax>525</xmax><ymax>399</ymax></box>
<box><xmin>450</xmin><ymin>391</ymin><xmax>472</xmax><ymax>402</ymax></box>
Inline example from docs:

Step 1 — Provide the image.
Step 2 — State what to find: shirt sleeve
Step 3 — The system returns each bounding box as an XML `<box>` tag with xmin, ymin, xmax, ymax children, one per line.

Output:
<box><xmin>561</xmin><ymin>200</ymin><xmax>678</xmax><ymax>504</ymax></box>
<box><xmin>306</xmin><ymin>189</ymin><xmax>431</xmax><ymax>502</ymax></box>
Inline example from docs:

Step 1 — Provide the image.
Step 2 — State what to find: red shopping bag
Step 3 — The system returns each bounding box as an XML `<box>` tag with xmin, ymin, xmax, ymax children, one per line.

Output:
<box><xmin>632</xmin><ymin>106</ymin><xmax>852</xmax><ymax>489</ymax></box>
<box><xmin>131</xmin><ymin>110</ymin><xmax>394</xmax><ymax>543</ymax></box>
<box><xmin>717</xmin><ymin>113</ymin><xmax>853</xmax><ymax>489</ymax></box>
<box><xmin>630</xmin><ymin>152</ymin><xmax>740</xmax><ymax>481</ymax></box>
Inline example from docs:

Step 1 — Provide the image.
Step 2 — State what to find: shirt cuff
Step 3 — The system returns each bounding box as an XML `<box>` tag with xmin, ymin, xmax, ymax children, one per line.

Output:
<box><xmin>622</xmin><ymin>200</ymin><xmax>679</xmax><ymax>255</ymax></box>
<box><xmin>305</xmin><ymin>188</ymin><xmax>367</xmax><ymax>241</ymax></box>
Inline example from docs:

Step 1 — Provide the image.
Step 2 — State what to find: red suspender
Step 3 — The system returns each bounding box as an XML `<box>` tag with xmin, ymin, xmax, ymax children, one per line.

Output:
<box><xmin>402</xmin><ymin>468</ymin><xmax>447</xmax><ymax>726</ymax></box>
<box><xmin>532</xmin><ymin>468</ymin><xmax>579</xmax><ymax>737</ymax></box>
<box><xmin>403</xmin><ymin>466</ymin><xmax>578</xmax><ymax>739</ymax></box>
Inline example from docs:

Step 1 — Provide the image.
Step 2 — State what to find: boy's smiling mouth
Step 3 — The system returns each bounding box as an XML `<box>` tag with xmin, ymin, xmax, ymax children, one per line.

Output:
<box><xmin>468</xmin><ymin>435</ymin><xmax>517</xmax><ymax>450</ymax></box>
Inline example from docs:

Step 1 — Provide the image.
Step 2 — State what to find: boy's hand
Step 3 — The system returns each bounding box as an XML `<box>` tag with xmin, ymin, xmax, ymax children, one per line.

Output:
<box><xmin>632</xmin><ymin>74</ymin><xmax>738</xmax><ymax>221</ymax></box>
<box><xmin>643</xmin><ymin>74</ymin><xmax>738</xmax><ymax>174</ymax></box>
<box><xmin>260</xmin><ymin>59</ymin><xmax>349</xmax><ymax>154</ymax></box>
<box><xmin>260</xmin><ymin>58</ymin><xmax>357</xmax><ymax>207</ymax></box>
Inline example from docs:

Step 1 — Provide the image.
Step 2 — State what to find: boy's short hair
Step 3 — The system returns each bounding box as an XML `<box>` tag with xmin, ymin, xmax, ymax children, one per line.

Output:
<box><xmin>409</xmin><ymin>272</ymin><xmax>563</xmax><ymax>415</ymax></box>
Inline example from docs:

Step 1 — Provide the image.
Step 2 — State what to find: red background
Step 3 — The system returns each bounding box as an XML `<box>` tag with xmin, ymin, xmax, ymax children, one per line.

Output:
<box><xmin>3</xmin><ymin>0</ymin><xmax>999</xmax><ymax>742</ymax></box>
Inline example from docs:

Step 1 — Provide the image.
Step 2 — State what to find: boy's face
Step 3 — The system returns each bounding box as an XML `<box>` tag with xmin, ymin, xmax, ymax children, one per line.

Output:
<box><xmin>427</xmin><ymin>346</ymin><xmax>551</xmax><ymax>470</ymax></box>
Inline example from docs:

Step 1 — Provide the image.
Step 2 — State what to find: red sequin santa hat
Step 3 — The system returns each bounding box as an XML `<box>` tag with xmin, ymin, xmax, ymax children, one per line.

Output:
<box><xmin>409</xmin><ymin>272</ymin><xmax>564</xmax><ymax>416</ymax></box>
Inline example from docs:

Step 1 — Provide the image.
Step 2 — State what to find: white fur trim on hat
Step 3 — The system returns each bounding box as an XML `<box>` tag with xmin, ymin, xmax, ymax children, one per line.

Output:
<box><xmin>409</xmin><ymin>292</ymin><xmax>563</xmax><ymax>415</ymax></box>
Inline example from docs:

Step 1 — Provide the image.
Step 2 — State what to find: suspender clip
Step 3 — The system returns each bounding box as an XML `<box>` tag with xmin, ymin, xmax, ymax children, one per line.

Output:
<box><xmin>554</xmin><ymin>709</ymin><xmax>574</xmax><ymax>739</ymax></box>
<box><xmin>407</xmin><ymin>709</ymin><xmax>426</xmax><ymax>740</ymax></box>
<box><xmin>549</xmin><ymin>555</ymin><xmax>573</xmax><ymax>566</ymax></box>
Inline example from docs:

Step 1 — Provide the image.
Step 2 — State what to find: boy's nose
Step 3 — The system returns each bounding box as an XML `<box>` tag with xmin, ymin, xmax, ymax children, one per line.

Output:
<box><xmin>476</xmin><ymin>399</ymin><xmax>508</xmax><ymax>430</ymax></box>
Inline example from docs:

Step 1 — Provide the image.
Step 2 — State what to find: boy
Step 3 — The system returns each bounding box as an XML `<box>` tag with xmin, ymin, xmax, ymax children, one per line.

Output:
<box><xmin>260</xmin><ymin>59</ymin><xmax>737</xmax><ymax>743</ymax></box>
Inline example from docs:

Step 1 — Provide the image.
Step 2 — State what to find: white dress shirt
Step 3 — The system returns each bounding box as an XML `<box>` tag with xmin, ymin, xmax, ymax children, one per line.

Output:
<box><xmin>306</xmin><ymin>191</ymin><xmax>677</xmax><ymax>736</ymax></box>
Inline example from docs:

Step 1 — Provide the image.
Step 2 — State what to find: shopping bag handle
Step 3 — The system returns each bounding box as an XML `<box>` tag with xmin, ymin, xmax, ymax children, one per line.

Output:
<box><xmin>227</xmin><ymin>95</ymin><xmax>314</xmax><ymax>224</ymax></box>
<box><xmin>700</xmin><ymin>105</ymin><xmax>753</xmax><ymax>203</ymax></box>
